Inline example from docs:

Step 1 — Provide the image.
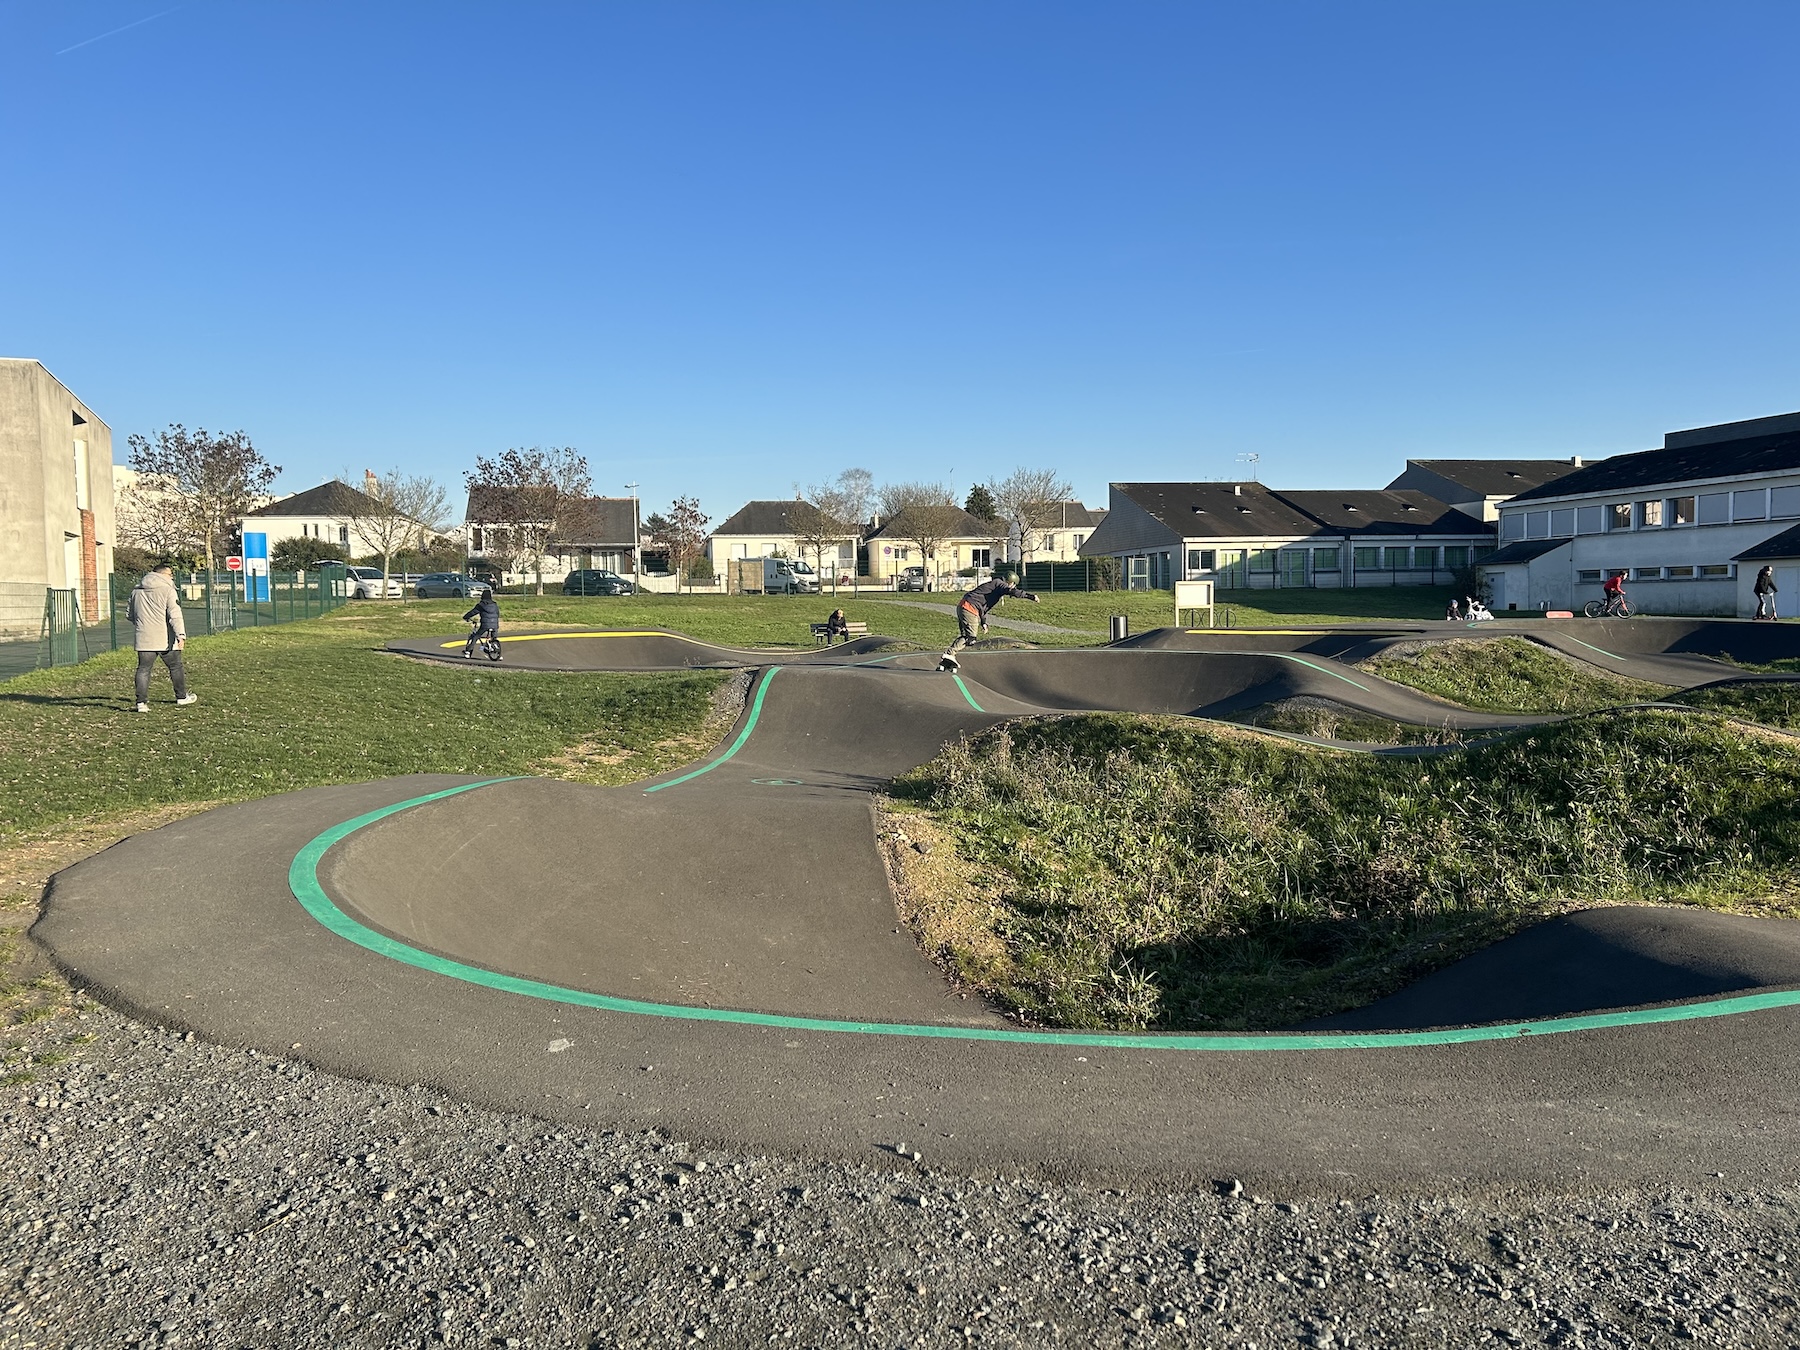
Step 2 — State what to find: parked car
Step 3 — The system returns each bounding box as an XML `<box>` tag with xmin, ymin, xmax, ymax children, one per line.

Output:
<box><xmin>466</xmin><ymin>561</ymin><xmax>505</xmax><ymax>588</ymax></box>
<box><xmin>320</xmin><ymin>563</ymin><xmax>402</xmax><ymax>599</ymax></box>
<box><xmin>896</xmin><ymin>566</ymin><xmax>929</xmax><ymax>592</ymax></box>
<box><xmin>562</xmin><ymin>569</ymin><xmax>636</xmax><ymax>596</ymax></box>
<box><xmin>786</xmin><ymin>560</ymin><xmax>822</xmax><ymax>593</ymax></box>
<box><xmin>414</xmin><ymin>572</ymin><xmax>487</xmax><ymax>599</ymax></box>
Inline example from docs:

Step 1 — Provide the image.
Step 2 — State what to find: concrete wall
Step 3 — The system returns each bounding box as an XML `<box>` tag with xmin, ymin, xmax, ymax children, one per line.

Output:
<box><xmin>0</xmin><ymin>359</ymin><xmax>115</xmax><ymax>618</ymax></box>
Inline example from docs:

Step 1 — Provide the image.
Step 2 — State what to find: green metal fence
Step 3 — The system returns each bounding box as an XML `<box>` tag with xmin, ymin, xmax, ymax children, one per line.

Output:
<box><xmin>0</xmin><ymin>572</ymin><xmax>348</xmax><ymax>682</ymax></box>
<box><xmin>1020</xmin><ymin>559</ymin><xmax>1122</xmax><ymax>592</ymax></box>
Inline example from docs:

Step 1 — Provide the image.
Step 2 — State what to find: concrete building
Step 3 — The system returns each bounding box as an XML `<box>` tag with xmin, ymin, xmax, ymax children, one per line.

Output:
<box><xmin>706</xmin><ymin>500</ymin><xmax>860</xmax><ymax>576</ymax></box>
<box><xmin>1482</xmin><ymin>411</ymin><xmax>1800</xmax><ymax>616</ymax></box>
<box><xmin>1078</xmin><ymin>482</ymin><xmax>1493</xmax><ymax>590</ymax></box>
<box><xmin>1385</xmin><ymin>458</ymin><xmax>1589</xmax><ymax>522</ymax></box>
<box><xmin>0</xmin><ymin>359</ymin><xmax>115</xmax><ymax>626</ymax></box>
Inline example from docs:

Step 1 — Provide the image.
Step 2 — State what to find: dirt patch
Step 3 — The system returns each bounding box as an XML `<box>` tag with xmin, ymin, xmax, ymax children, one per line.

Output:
<box><xmin>534</xmin><ymin>668</ymin><xmax>754</xmax><ymax>785</ymax></box>
<box><xmin>874</xmin><ymin>801</ymin><xmax>1009</xmax><ymax>997</ymax></box>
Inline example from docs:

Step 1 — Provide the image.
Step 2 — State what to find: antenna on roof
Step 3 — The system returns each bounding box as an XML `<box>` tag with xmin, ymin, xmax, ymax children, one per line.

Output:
<box><xmin>1235</xmin><ymin>453</ymin><xmax>1261</xmax><ymax>482</ymax></box>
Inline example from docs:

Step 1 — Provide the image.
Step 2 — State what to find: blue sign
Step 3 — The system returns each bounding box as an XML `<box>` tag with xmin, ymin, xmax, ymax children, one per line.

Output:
<box><xmin>243</xmin><ymin>531</ymin><xmax>270</xmax><ymax>602</ymax></box>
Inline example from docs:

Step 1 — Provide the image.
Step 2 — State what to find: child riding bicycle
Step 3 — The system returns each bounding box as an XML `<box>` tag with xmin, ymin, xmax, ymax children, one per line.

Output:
<box><xmin>462</xmin><ymin>588</ymin><xmax>501</xmax><ymax>659</ymax></box>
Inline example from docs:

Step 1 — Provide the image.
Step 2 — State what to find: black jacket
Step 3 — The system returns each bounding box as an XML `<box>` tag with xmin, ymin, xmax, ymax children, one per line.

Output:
<box><xmin>959</xmin><ymin>578</ymin><xmax>1035</xmax><ymax>617</ymax></box>
<box><xmin>463</xmin><ymin>597</ymin><xmax>501</xmax><ymax>631</ymax></box>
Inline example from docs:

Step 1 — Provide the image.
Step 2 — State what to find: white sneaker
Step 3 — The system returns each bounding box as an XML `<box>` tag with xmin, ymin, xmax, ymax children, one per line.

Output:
<box><xmin>175</xmin><ymin>694</ymin><xmax>198</xmax><ymax>707</ymax></box>
<box><xmin>135</xmin><ymin>702</ymin><xmax>150</xmax><ymax>713</ymax></box>
<box><xmin>939</xmin><ymin>654</ymin><xmax>960</xmax><ymax>672</ymax></box>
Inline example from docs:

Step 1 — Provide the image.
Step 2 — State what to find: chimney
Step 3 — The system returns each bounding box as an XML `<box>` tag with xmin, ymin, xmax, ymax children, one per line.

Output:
<box><xmin>1570</xmin><ymin>456</ymin><xmax>1584</xmax><ymax>467</ymax></box>
<box><xmin>1232</xmin><ymin>484</ymin><xmax>1243</xmax><ymax>496</ymax></box>
<box><xmin>364</xmin><ymin>469</ymin><xmax>380</xmax><ymax>495</ymax></box>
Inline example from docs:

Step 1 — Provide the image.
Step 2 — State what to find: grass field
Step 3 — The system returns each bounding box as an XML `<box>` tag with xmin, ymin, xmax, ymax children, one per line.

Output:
<box><xmin>1674</xmin><ymin>680</ymin><xmax>1800</xmax><ymax>731</ymax></box>
<box><xmin>1359</xmin><ymin>636</ymin><xmax>1675</xmax><ymax>713</ymax></box>
<box><xmin>885</xmin><ymin>709</ymin><xmax>1800</xmax><ymax>1032</ymax></box>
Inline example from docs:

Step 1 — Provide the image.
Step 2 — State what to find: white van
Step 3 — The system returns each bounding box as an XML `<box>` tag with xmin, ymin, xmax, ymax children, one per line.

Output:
<box><xmin>758</xmin><ymin>558</ymin><xmax>816</xmax><ymax>594</ymax></box>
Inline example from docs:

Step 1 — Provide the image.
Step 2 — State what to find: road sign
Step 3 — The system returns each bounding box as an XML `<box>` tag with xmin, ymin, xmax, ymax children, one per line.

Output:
<box><xmin>226</xmin><ymin>556</ymin><xmax>243</xmax><ymax>571</ymax></box>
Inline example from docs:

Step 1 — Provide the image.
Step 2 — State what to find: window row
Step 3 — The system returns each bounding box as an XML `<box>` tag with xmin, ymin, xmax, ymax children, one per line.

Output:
<box><xmin>1574</xmin><ymin>564</ymin><xmax>1735</xmax><ymax>583</ymax></box>
<box><xmin>1186</xmin><ymin>544</ymin><xmax>1489</xmax><ymax>576</ymax></box>
<box><xmin>1503</xmin><ymin>485</ymin><xmax>1800</xmax><ymax>541</ymax></box>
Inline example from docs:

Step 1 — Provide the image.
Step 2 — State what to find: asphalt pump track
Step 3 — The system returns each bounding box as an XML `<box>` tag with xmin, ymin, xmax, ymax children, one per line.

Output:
<box><xmin>34</xmin><ymin>625</ymin><xmax>1800</xmax><ymax>1189</ymax></box>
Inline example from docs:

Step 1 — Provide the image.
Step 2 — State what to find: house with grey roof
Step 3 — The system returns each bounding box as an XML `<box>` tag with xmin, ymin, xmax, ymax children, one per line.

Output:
<box><xmin>706</xmin><ymin>500</ymin><xmax>861</xmax><ymax>577</ymax></box>
<box><xmin>1386</xmin><ymin>458</ymin><xmax>1590</xmax><ymax>521</ymax></box>
<box><xmin>1484</xmin><ymin>410</ymin><xmax>1800</xmax><ymax>615</ymax></box>
<box><xmin>465</xmin><ymin>487</ymin><xmax>639</xmax><ymax>580</ymax></box>
<box><xmin>244</xmin><ymin>478</ymin><xmax>387</xmax><ymax>556</ymax></box>
<box><xmin>1077</xmin><ymin>482</ymin><xmax>1492</xmax><ymax>590</ymax></box>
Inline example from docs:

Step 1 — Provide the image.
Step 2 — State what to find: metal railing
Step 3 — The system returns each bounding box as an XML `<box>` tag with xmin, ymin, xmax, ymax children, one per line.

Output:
<box><xmin>0</xmin><ymin>572</ymin><xmax>348</xmax><ymax>682</ymax></box>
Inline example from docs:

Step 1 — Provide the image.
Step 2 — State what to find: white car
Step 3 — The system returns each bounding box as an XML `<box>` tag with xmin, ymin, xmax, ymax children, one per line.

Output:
<box><xmin>342</xmin><ymin>565</ymin><xmax>402</xmax><ymax>599</ymax></box>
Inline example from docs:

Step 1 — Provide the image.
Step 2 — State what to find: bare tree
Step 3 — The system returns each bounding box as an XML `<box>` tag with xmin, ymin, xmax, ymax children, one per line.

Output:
<box><xmin>835</xmin><ymin>468</ymin><xmax>874</xmax><ymax>529</ymax></box>
<box><xmin>115</xmin><ymin>472</ymin><xmax>202</xmax><ymax>561</ymax></box>
<box><xmin>463</xmin><ymin>446</ymin><xmax>592</xmax><ymax>595</ymax></box>
<box><xmin>663</xmin><ymin>496</ymin><xmax>710</xmax><ymax>593</ymax></box>
<box><xmin>126</xmin><ymin>425</ymin><xmax>280</xmax><ymax>573</ymax></box>
<box><xmin>345</xmin><ymin>470</ymin><xmax>451</xmax><ymax>597</ymax></box>
<box><xmin>793</xmin><ymin>484</ymin><xmax>857</xmax><ymax>594</ymax></box>
<box><xmin>878</xmin><ymin>482</ymin><xmax>965</xmax><ymax>588</ymax></box>
<box><xmin>987</xmin><ymin>467</ymin><xmax>1073</xmax><ymax>567</ymax></box>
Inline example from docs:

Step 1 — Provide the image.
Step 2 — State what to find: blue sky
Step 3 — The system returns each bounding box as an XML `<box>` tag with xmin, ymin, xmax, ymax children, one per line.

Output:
<box><xmin>3</xmin><ymin>2</ymin><xmax>1796</xmax><ymax>519</ymax></box>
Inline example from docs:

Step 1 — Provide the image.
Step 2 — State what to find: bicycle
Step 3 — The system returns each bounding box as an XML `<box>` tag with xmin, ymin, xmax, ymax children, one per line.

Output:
<box><xmin>1583</xmin><ymin>596</ymin><xmax>1632</xmax><ymax>619</ymax></box>
<box><xmin>464</xmin><ymin>622</ymin><xmax>502</xmax><ymax>661</ymax></box>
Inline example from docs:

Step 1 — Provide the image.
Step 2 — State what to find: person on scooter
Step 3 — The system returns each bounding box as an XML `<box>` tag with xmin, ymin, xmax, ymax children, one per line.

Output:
<box><xmin>462</xmin><ymin>587</ymin><xmax>501</xmax><ymax>658</ymax></box>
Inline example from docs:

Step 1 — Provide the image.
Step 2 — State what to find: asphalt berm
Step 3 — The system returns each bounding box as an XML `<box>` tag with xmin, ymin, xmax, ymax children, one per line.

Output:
<box><xmin>33</xmin><ymin>624</ymin><xmax>1800</xmax><ymax>1191</ymax></box>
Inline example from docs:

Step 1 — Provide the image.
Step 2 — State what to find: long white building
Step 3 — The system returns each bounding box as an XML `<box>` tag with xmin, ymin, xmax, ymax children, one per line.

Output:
<box><xmin>1482</xmin><ymin>411</ymin><xmax>1800</xmax><ymax>616</ymax></box>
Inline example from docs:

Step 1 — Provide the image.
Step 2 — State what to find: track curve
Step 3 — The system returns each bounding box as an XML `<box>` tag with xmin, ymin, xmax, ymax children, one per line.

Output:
<box><xmin>33</xmin><ymin>626</ymin><xmax>1800</xmax><ymax>1189</ymax></box>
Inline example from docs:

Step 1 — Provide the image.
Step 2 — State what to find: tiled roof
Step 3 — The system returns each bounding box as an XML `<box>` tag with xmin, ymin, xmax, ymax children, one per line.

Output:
<box><xmin>1396</xmin><ymin>459</ymin><xmax>1587</xmax><ymax>496</ymax></box>
<box><xmin>712</xmin><ymin>500</ymin><xmax>847</xmax><ymax>536</ymax></box>
<box><xmin>1733</xmin><ymin>523</ymin><xmax>1800</xmax><ymax>562</ymax></box>
<box><xmin>866</xmin><ymin>505</ymin><xmax>1000</xmax><ymax>541</ymax></box>
<box><xmin>1478</xmin><ymin>538</ymin><xmax>1573</xmax><ymax>565</ymax></box>
<box><xmin>247</xmin><ymin>481</ymin><xmax>379</xmax><ymax>517</ymax></box>
<box><xmin>1276</xmin><ymin>490</ymin><xmax>1489</xmax><ymax>537</ymax></box>
<box><xmin>1506</xmin><ymin>429</ymin><xmax>1800</xmax><ymax>503</ymax></box>
<box><xmin>465</xmin><ymin>487</ymin><xmax>636</xmax><ymax>546</ymax></box>
<box><xmin>1112</xmin><ymin>482</ymin><xmax>1325</xmax><ymax>540</ymax></box>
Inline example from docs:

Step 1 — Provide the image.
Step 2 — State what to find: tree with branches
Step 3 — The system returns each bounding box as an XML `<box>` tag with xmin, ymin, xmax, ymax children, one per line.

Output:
<box><xmin>987</xmin><ymin>467</ymin><xmax>1073</xmax><ymax>567</ymax></box>
<box><xmin>116</xmin><ymin>472</ymin><xmax>202</xmax><ymax>562</ymax></box>
<box><xmin>345</xmin><ymin>470</ymin><xmax>451</xmax><ymax>597</ymax></box>
<box><xmin>878</xmin><ymin>482</ymin><xmax>965</xmax><ymax>589</ymax></box>
<box><xmin>964</xmin><ymin>483</ymin><xmax>998</xmax><ymax>524</ymax></box>
<box><xmin>126</xmin><ymin>425</ymin><xmax>280</xmax><ymax>573</ymax></box>
<box><xmin>663</xmin><ymin>496</ymin><xmax>710</xmax><ymax>593</ymax></box>
<box><xmin>463</xmin><ymin>446</ymin><xmax>592</xmax><ymax>595</ymax></box>
<box><xmin>792</xmin><ymin>484</ymin><xmax>858</xmax><ymax>595</ymax></box>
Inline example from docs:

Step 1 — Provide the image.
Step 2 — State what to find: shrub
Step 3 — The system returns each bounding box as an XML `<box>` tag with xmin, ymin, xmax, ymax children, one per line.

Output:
<box><xmin>272</xmin><ymin>537</ymin><xmax>349</xmax><ymax>572</ymax></box>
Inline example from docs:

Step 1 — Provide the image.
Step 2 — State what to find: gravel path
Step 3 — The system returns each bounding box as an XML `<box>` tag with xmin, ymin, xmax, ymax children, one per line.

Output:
<box><xmin>5</xmin><ymin>1002</ymin><xmax>1798</xmax><ymax>1348</ymax></box>
<box><xmin>857</xmin><ymin>598</ymin><xmax>1095</xmax><ymax>638</ymax></box>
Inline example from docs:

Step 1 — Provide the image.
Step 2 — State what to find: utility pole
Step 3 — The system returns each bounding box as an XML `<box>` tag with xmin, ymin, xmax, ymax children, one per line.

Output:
<box><xmin>625</xmin><ymin>482</ymin><xmax>640</xmax><ymax>577</ymax></box>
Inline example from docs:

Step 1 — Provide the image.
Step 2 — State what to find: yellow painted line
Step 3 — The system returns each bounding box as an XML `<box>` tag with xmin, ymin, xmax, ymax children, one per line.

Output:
<box><xmin>433</xmin><ymin>630</ymin><xmax>820</xmax><ymax>653</ymax></box>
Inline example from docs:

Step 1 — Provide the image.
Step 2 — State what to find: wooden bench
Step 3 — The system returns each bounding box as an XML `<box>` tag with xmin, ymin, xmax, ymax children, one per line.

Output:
<box><xmin>810</xmin><ymin>621</ymin><xmax>869</xmax><ymax>645</ymax></box>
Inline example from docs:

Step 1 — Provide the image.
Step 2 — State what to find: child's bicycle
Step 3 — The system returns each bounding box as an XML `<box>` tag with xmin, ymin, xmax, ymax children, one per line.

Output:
<box><xmin>464</xmin><ymin>622</ymin><xmax>502</xmax><ymax>661</ymax></box>
<box><xmin>1583</xmin><ymin>596</ymin><xmax>1633</xmax><ymax>618</ymax></box>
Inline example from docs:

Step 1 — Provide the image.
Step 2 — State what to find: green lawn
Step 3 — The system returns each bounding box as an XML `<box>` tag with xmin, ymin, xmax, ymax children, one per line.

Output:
<box><xmin>0</xmin><ymin>608</ymin><xmax>728</xmax><ymax>842</ymax></box>
<box><xmin>1360</xmin><ymin>636</ymin><xmax>1675</xmax><ymax>713</ymax></box>
<box><xmin>1675</xmin><ymin>681</ymin><xmax>1800</xmax><ymax>731</ymax></box>
<box><xmin>886</xmin><ymin>709</ymin><xmax>1800</xmax><ymax>1032</ymax></box>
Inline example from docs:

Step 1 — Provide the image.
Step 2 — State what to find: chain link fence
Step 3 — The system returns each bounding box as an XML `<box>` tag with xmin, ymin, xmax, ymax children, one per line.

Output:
<box><xmin>0</xmin><ymin>571</ymin><xmax>348</xmax><ymax>682</ymax></box>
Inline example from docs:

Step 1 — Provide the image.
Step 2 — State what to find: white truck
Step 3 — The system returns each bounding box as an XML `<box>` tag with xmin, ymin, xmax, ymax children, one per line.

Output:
<box><xmin>728</xmin><ymin>557</ymin><xmax>817</xmax><ymax>595</ymax></box>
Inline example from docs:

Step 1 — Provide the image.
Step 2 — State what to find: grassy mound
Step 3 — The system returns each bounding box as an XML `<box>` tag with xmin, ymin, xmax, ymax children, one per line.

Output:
<box><xmin>1227</xmin><ymin>697</ymin><xmax>1475</xmax><ymax>746</ymax></box>
<box><xmin>885</xmin><ymin>710</ymin><xmax>1800</xmax><ymax>1031</ymax></box>
<box><xmin>1674</xmin><ymin>681</ymin><xmax>1800</xmax><ymax>732</ymax></box>
<box><xmin>1360</xmin><ymin>637</ymin><xmax>1674</xmax><ymax>713</ymax></box>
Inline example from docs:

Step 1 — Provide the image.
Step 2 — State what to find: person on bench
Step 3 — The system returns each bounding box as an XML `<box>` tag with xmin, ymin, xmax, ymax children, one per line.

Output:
<box><xmin>822</xmin><ymin>608</ymin><xmax>852</xmax><ymax>644</ymax></box>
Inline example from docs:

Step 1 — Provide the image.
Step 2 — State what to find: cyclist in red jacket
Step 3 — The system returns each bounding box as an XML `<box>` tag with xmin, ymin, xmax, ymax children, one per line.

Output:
<box><xmin>1601</xmin><ymin>572</ymin><xmax>1627</xmax><ymax>616</ymax></box>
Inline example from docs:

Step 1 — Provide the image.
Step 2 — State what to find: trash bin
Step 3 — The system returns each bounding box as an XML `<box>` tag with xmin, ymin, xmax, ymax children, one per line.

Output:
<box><xmin>1109</xmin><ymin>614</ymin><xmax>1129</xmax><ymax>643</ymax></box>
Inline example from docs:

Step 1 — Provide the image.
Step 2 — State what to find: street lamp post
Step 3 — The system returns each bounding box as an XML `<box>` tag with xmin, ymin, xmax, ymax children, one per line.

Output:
<box><xmin>625</xmin><ymin>482</ymin><xmax>640</xmax><ymax>578</ymax></box>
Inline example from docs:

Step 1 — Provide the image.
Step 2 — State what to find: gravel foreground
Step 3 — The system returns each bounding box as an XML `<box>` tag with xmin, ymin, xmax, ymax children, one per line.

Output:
<box><xmin>3</xmin><ymin>1004</ymin><xmax>1798</xmax><ymax>1350</ymax></box>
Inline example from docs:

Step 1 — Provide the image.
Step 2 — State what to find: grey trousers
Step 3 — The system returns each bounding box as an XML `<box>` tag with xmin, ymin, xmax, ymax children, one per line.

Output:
<box><xmin>135</xmin><ymin>649</ymin><xmax>189</xmax><ymax>703</ymax></box>
<box><xmin>945</xmin><ymin>602</ymin><xmax>982</xmax><ymax>655</ymax></box>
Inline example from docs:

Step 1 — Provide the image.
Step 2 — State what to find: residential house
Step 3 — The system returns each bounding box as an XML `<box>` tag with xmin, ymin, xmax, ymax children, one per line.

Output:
<box><xmin>465</xmin><ymin>487</ymin><xmax>639</xmax><ymax>582</ymax></box>
<box><xmin>1077</xmin><ymin>482</ymin><xmax>1493</xmax><ymax>590</ymax></box>
<box><xmin>865</xmin><ymin>506</ymin><xmax>1006</xmax><ymax>584</ymax></box>
<box><xmin>243</xmin><ymin>478</ymin><xmax>387</xmax><ymax>555</ymax></box>
<box><xmin>1385</xmin><ymin>458</ymin><xmax>1589</xmax><ymax>522</ymax></box>
<box><xmin>1483</xmin><ymin>410</ymin><xmax>1800</xmax><ymax>616</ymax></box>
<box><xmin>706</xmin><ymin>500</ymin><xmax>861</xmax><ymax>577</ymax></box>
<box><xmin>0</xmin><ymin>359</ymin><xmax>115</xmax><ymax>629</ymax></box>
<box><xmin>1013</xmin><ymin>502</ymin><xmax>1107</xmax><ymax>563</ymax></box>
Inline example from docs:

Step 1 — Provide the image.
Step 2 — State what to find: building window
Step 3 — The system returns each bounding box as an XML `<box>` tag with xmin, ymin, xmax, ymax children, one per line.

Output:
<box><xmin>1732</xmin><ymin>490</ymin><xmax>1767</xmax><ymax>521</ymax></box>
<box><xmin>1072</xmin><ymin>534</ymin><xmax>1086</xmax><ymax>549</ymax></box>
<box><xmin>1551</xmin><ymin>508</ymin><xmax>1574</xmax><ymax>536</ymax></box>
<box><xmin>471</xmin><ymin>527</ymin><xmax>484</xmax><ymax>552</ymax></box>
<box><xmin>1500</xmin><ymin>513</ymin><xmax>1524</xmax><ymax>541</ymax></box>
<box><xmin>1442</xmin><ymin>546</ymin><xmax>1468</xmax><ymax>570</ymax></box>
<box><xmin>1607</xmin><ymin>503</ymin><xmax>1632</xmax><ymax>530</ymax></box>
<box><xmin>1382</xmin><ymin>546</ymin><xmax>1411</xmax><ymax>569</ymax></box>
<box><xmin>1697</xmin><ymin>492</ymin><xmax>1729</xmax><ymax>524</ymax></box>
<box><xmin>1247</xmin><ymin>548</ymin><xmax>1277</xmax><ymax>573</ymax></box>
<box><xmin>1771</xmin><ymin>486</ymin><xmax>1800</xmax><ymax>519</ymax></box>
<box><xmin>1526</xmin><ymin>511</ymin><xmax>1550</xmax><ymax>540</ymax></box>
<box><xmin>837</xmin><ymin>542</ymin><xmax>855</xmax><ymax>561</ymax></box>
<box><xmin>1698</xmin><ymin>564</ymin><xmax>1733</xmax><ymax>578</ymax></box>
<box><xmin>1353</xmin><ymin>546</ymin><xmax>1380</xmax><ymax>569</ymax></box>
<box><xmin>1638</xmin><ymin>500</ymin><xmax>1663</xmax><ymax>527</ymax></box>
<box><xmin>338</xmin><ymin>526</ymin><xmax>349</xmax><ymax>548</ymax></box>
<box><xmin>1577</xmin><ymin>569</ymin><xmax>1603</xmax><ymax>583</ymax></box>
<box><xmin>971</xmin><ymin>547</ymin><xmax>991</xmax><ymax>568</ymax></box>
<box><xmin>1313</xmin><ymin>547</ymin><xmax>1340</xmax><ymax>571</ymax></box>
<box><xmin>730</xmin><ymin>543</ymin><xmax>748</xmax><ymax>559</ymax></box>
<box><xmin>73</xmin><ymin>439</ymin><xmax>90</xmax><ymax>511</ymax></box>
<box><xmin>1280</xmin><ymin>550</ymin><xmax>1308</xmax><ymax>586</ymax></box>
<box><xmin>1634</xmin><ymin>567</ymin><xmax>1663</xmax><ymax>580</ymax></box>
<box><xmin>1671</xmin><ymin>496</ymin><xmax>1696</xmax><ymax>526</ymax></box>
<box><xmin>1666</xmin><ymin>565</ymin><xmax>1695</xmax><ymax>578</ymax></box>
<box><xmin>1576</xmin><ymin>505</ymin><xmax>1604</xmax><ymax>534</ymax></box>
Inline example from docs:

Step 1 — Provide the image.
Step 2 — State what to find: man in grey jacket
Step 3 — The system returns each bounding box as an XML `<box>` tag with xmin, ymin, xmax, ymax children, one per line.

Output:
<box><xmin>127</xmin><ymin>565</ymin><xmax>198</xmax><ymax>713</ymax></box>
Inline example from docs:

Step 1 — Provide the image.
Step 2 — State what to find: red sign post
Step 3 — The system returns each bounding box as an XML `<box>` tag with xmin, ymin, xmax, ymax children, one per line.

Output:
<box><xmin>225</xmin><ymin>556</ymin><xmax>243</xmax><ymax>572</ymax></box>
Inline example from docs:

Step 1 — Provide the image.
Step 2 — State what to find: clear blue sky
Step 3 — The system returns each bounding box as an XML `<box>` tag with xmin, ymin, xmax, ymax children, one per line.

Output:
<box><xmin>4</xmin><ymin>2</ymin><xmax>1796</xmax><ymax>519</ymax></box>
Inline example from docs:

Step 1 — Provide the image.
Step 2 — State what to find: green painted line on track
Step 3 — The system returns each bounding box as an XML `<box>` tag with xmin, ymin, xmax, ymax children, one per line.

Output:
<box><xmin>952</xmin><ymin>674</ymin><xmax>985</xmax><ymax>712</ymax></box>
<box><xmin>1557</xmin><ymin>632</ymin><xmax>1625</xmax><ymax>662</ymax></box>
<box><xmin>288</xmin><ymin>780</ymin><xmax>1800</xmax><ymax>1052</ymax></box>
<box><xmin>1264</xmin><ymin>651</ymin><xmax>1372</xmax><ymax>690</ymax></box>
<box><xmin>642</xmin><ymin>667</ymin><xmax>780</xmax><ymax>793</ymax></box>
